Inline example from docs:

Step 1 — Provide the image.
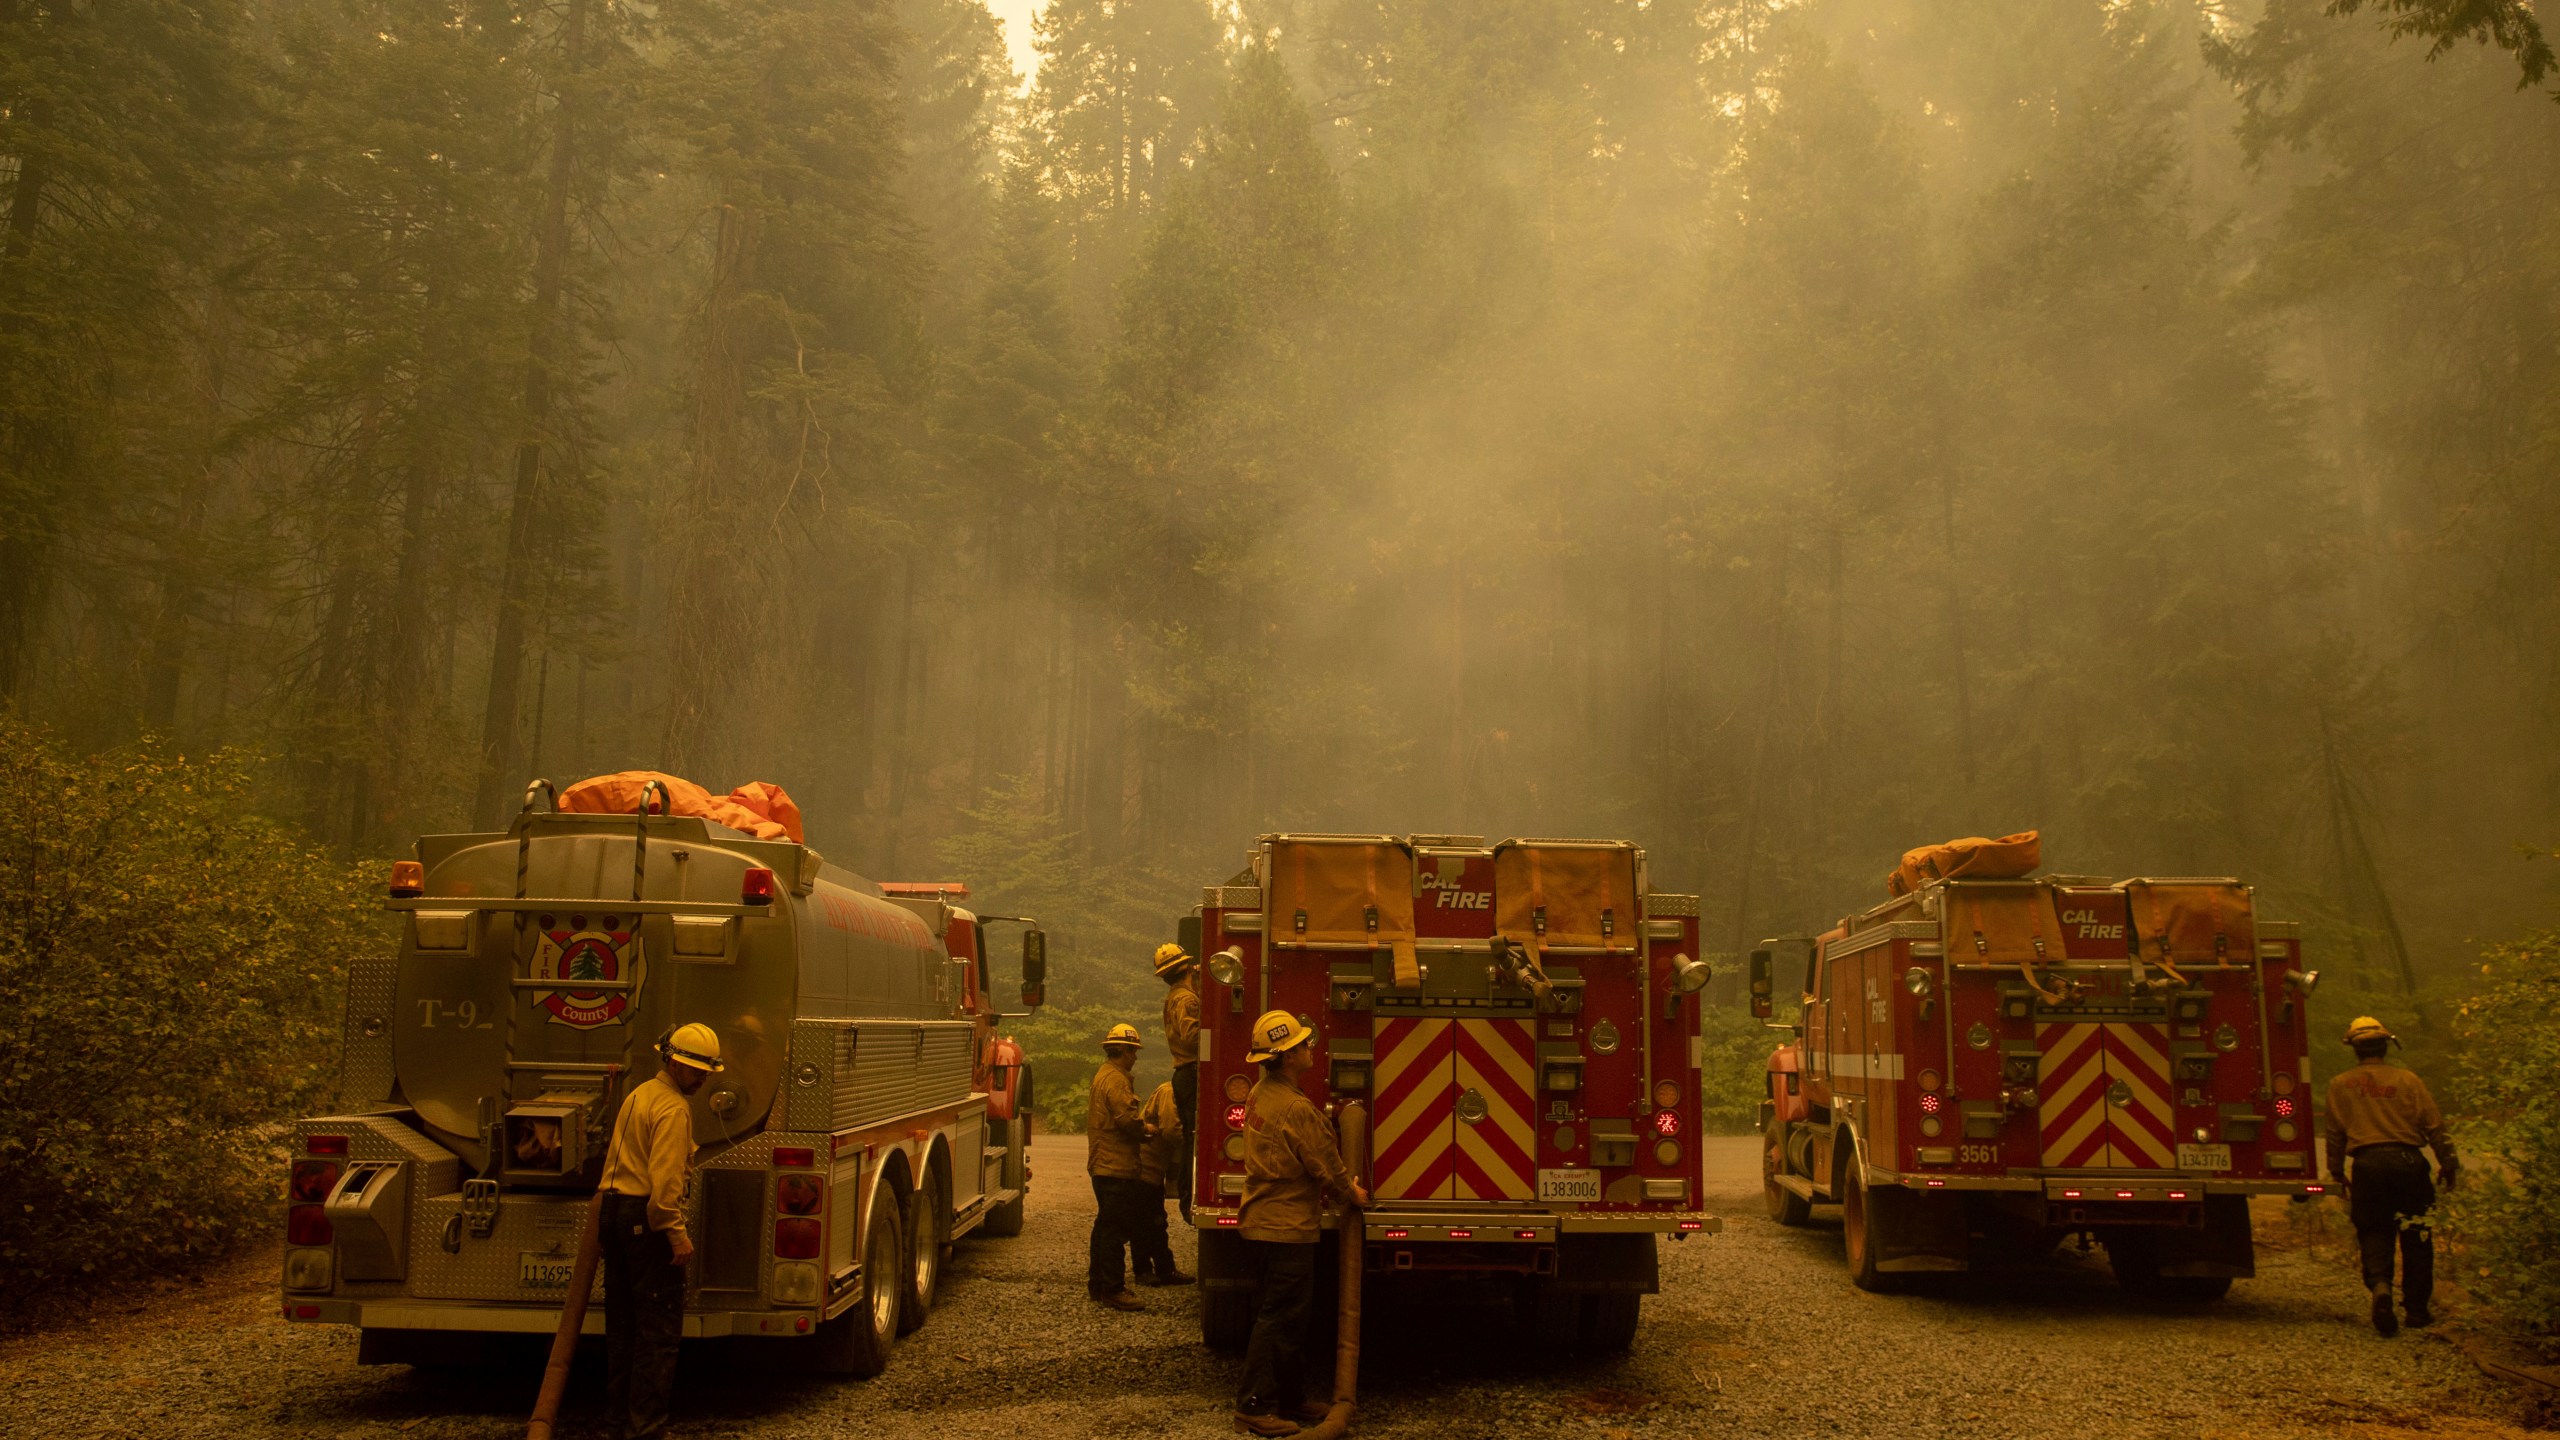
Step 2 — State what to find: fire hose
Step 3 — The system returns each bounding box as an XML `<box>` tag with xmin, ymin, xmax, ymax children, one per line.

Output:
<box><xmin>524</xmin><ymin>1194</ymin><xmax>603</xmax><ymax>1440</ymax></box>
<box><xmin>1299</xmin><ymin>1100</ymin><xmax>1369</xmax><ymax>1440</ymax></box>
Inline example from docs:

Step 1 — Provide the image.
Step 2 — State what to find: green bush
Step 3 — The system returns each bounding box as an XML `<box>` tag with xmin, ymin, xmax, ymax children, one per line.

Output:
<box><xmin>1698</xmin><ymin>1001</ymin><xmax>1786</xmax><ymax>1134</ymax></box>
<box><xmin>2442</xmin><ymin>930</ymin><xmax>2560</xmax><ymax>1339</ymax></box>
<box><xmin>0</xmin><ymin>720</ymin><xmax>377</xmax><ymax>1290</ymax></box>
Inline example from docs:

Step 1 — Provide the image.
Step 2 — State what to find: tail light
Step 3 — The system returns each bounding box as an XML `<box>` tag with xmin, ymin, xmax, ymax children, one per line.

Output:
<box><xmin>388</xmin><ymin>860</ymin><xmax>424</xmax><ymax>898</ymax></box>
<box><xmin>771</xmin><ymin>1146</ymin><xmax>816</xmax><ymax>1168</ymax></box>
<box><xmin>776</xmin><ymin>1175</ymin><xmax>824</xmax><ymax>1215</ymax></box>
<box><xmin>1225</xmin><ymin>1103</ymin><xmax>1248</xmax><ymax>1130</ymax></box>
<box><xmin>287</xmin><ymin>1205</ymin><xmax>334</xmax><ymax>1246</ymax></box>
<box><xmin>742</xmin><ymin>867</ymin><xmax>777</xmax><ymax>906</ymax></box>
<box><xmin>306</xmin><ymin>1134</ymin><xmax>349</xmax><ymax>1157</ymax></box>
<box><xmin>1447</xmin><ymin>1229</ymin><xmax>1474</xmax><ymax>1240</ymax></box>
<box><xmin>773</xmin><ymin>1217</ymin><xmax>821</xmax><ymax>1258</ymax></box>
<box><xmin>1652</xmin><ymin>1110</ymin><xmax>1681</xmax><ymax>1138</ymax></box>
<box><xmin>290</xmin><ymin>1161</ymin><xmax>341</xmax><ymax>1203</ymax></box>
<box><xmin>2272</xmin><ymin>1095</ymin><xmax>2298</xmax><ymax>1118</ymax></box>
<box><xmin>1918</xmin><ymin>1092</ymin><xmax>1945</xmax><ymax>1115</ymax></box>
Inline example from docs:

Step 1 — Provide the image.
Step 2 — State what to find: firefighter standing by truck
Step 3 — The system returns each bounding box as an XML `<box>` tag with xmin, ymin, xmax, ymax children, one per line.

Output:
<box><xmin>1136</xmin><ymin>1079</ymin><xmax>1193</xmax><ymax>1285</ymax></box>
<box><xmin>2326</xmin><ymin>1016</ymin><xmax>2459</xmax><ymax>1336</ymax></box>
<box><xmin>1088</xmin><ymin>1022</ymin><xmax>1153</xmax><ymax>1311</ymax></box>
<box><xmin>598</xmin><ymin>1023</ymin><xmax>721</xmax><ymax>1440</ymax></box>
<box><xmin>1233</xmin><ymin>1009</ymin><xmax>1367</xmax><ymax>1439</ymax></box>
<box><xmin>1157</xmin><ymin>942</ymin><xmax>1202</xmax><ymax>1220</ymax></box>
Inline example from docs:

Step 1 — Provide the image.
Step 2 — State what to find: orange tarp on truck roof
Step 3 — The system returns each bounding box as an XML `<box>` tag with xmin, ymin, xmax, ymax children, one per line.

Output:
<box><xmin>1494</xmin><ymin>842</ymin><xmax>1640</xmax><ymax>968</ymax></box>
<box><xmin>1266</xmin><ymin>838</ymin><xmax>1419</xmax><ymax>988</ymax></box>
<box><xmin>2122</xmin><ymin>879</ymin><xmax>2254</xmax><ymax>969</ymax></box>
<box><xmin>558</xmin><ymin>771</ymin><xmax>805</xmax><ymax>843</ymax></box>
<box><xmin>1887</xmin><ymin>832</ymin><xmax>2040</xmax><ymax>897</ymax></box>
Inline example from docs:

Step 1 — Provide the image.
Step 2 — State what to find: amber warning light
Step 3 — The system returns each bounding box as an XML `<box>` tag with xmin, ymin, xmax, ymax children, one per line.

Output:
<box><xmin>388</xmin><ymin>860</ymin><xmax>424</xmax><ymax>898</ymax></box>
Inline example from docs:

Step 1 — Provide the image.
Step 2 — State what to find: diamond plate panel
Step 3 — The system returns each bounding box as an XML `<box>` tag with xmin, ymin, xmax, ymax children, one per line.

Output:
<box><xmin>339</xmin><ymin>940</ymin><xmax>403</xmax><ymax>1107</ymax></box>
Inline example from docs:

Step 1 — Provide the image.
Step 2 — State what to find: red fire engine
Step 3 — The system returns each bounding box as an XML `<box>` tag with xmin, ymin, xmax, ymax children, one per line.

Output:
<box><xmin>1185</xmin><ymin>834</ymin><xmax>1721</xmax><ymax>1351</ymax></box>
<box><xmin>1754</xmin><ymin>868</ymin><xmax>2323</xmax><ymax>1296</ymax></box>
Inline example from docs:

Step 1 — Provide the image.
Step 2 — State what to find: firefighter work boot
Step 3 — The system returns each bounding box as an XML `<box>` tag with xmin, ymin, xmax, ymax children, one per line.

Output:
<box><xmin>1288</xmin><ymin>1400</ymin><xmax>1336</xmax><ymax>1425</ymax></box>
<box><xmin>1094</xmin><ymin>1289</ymin><xmax>1144</xmax><ymax>1312</ymax></box>
<box><xmin>1155</xmin><ymin>1268</ymin><xmax>1197</xmax><ymax>1286</ymax></box>
<box><xmin>2406</xmin><ymin>1303</ymin><xmax>2435</xmax><ymax>1329</ymax></box>
<box><xmin>1232</xmin><ymin>1414</ymin><xmax>1301</xmax><ymax>1438</ymax></box>
<box><xmin>2371</xmin><ymin>1283</ymin><xmax>2400</xmax><ymax>1337</ymax></box>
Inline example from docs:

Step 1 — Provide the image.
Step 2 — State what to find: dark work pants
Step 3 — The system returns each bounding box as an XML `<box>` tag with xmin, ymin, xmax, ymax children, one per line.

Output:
<box><xmin>602</xmin><ymin>1193</ymin><xmax>684</xmax><ymax>1440</ymax></box>
<box><xmin>1132</xmin><ymin>1179</ymin><xmax>1176</xmax><ymax>1278</ymax></box>
<box><xmin>1172</xmin><ymin>1063</ymin><xmax>1199</xmax><ymax>1221</ymax></box>
<box><xmin>1089</xmin><ymin>1175</ymin><xmax>1158</xmax><ymax>1295</ymax></box>
<box><xmin>1235</xmin><ymin>1239</ymin><xmax>1317</xmax><ymax>1416</ymax></box>
<box><xmin>2349</xmin><ymin>1144</ymin><xmax>2437</xmax><ymax>1311</ymax></box>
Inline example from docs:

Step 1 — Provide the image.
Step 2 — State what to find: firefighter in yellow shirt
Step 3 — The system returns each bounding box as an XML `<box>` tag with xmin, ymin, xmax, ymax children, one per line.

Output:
<box><xmin>2325</xmin><ymin>1016</ymin><xmax>2458</xmax><ymax>1335</ymax></box>
<box><xmin>1157</xmin><ymin>942</ymin><xmax>1202</xmax><ymax>1220</ymax></box>
<box><xmin>597</xmin><ymin>1022</ymin><xmax>721</xmax><ymax>1440</ymax></box>
<box><xmin>1233</xmin><ymin>1009</ymin><xmax>1367</xmax><ymax>1439</ymax></box>
<box><xmin>1134</xmin><ymin>1079</ymin><xmax>1193</xmax><ymax>1285</ymax></box>
<box><xmin>1087</xmin><ymin>1022</ymin><xmax>1152</xmax><ymax>1310</ymax></box>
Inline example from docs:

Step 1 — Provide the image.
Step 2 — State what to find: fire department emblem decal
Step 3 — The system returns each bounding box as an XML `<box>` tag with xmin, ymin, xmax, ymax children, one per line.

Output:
<box><xmin>531</xmin><ymin>919</ymin><xmax>645</xmax><ymax>1029</ymax></box>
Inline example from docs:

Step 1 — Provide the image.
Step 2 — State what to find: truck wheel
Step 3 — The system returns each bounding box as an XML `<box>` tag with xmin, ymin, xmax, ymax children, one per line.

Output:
<box><xmin>1513</xmin><ymin>1278</ymin><xmax>1580</xmax><ymax>1349</ymax></box>
<box><xmin>1841</xmin><ymin>1168</ymin><xmax>1898</xmax><ymax>1293</ymax></box>
<box><xmin>1580</xmin><ymin>1293</ymin><xmax>1641</xmax><ymax>1353</ymax></box>
<box><xmin>1764</xmin><ymin>1127</ymin><xmax>1812</xmax><ymax>1227</ymax></box>
<box><xmin>900</xmin><ymin>1171</ymin><xmax>946</xmax><ymax>1334</ymax></box>
<box><xmin>812</xmin><ymin>1199</ymin><xmax>904</xmax><ymax>1377</ymax></box>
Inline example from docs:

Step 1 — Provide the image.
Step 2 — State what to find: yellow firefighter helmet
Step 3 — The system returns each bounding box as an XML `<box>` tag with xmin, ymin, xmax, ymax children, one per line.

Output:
<box><xmin>1246</xmin><ymin>1009</ymin><xmax>1315</xmax><ymax>1062</ymax></box>
<box><xmin>1153</xmin><ymin>941</ymin><xmax>1195</xmax><ymax>979</ymax></box>
<box><xmin>2344</xmin><ymin>1015</ymin><xmax>2395</xmax><ymax>1046</ymax></box>
<box><xmin>1103</xmin><ymin>1022</ymin><xmax>1144</xmax><ymax>1050</ymax></box>
<box><xmin>662</xmin><ymin>1021</ymin><xmax>726</xmax><ymax>1073</ymax></box>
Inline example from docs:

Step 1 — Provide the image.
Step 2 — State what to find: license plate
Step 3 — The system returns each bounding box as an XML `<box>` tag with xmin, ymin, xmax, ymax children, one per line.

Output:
<box><xmin>2177</xmin><ymin>1143</ymin><xmax>2232</xmax><ymax>1172</ymax></box>
<box><xmin>1536</xmin><ymin>1168</ymin><xmax>1602</xmax><ymax>1203</ymax></box>
<box><xmin>520</xmin><ymin>1252</ymin><xmax>576</xmax><ymax>1290</ymax></box>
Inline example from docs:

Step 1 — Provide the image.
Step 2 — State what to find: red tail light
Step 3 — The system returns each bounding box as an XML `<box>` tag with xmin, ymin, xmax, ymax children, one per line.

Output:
<box><xmin>306</xmin><ymin>1134</ymin><xmax>349</xmax><ymax>1156</ymax></box>
<box><xmin>1918</xmin><ymin>1092</ymin><xmax>1945</xmax><ymax>1115</ymax></box>
<box><xmin>773</xmin><ymin>1217</ymin><xmax>821</xmax><ymax>1258</ymax></box>
<box><xmin>2272</xmin><ymin>1095</ymin><xmax>2298</xmax><ymax>1117</ymax></box>
<box><xmin>1447</xmin><ymin>1229</ymin><xmax>1473</xmax><ymax>1239</ymax></box>
<box><xmin>1652</xmin><ymin>1110</ymin><xmax>1681</xmax><ymax>1137</ymax></box>
<box><xmin>388</xmin><ymin>860</ymin><xmax>424</xmax><ymax>898</ymax></box>
<box><xmin>1225</xmin><ymin>1103</ymin><xmax>1248</xmax><ymax>1130</ymax></box>
<box><xmin>287</xmin><ymin>1205</ymin><xmax>334</xmax><ymax>1246</ymax></box>
<box><xmin>777</xmin><ymin>1175</ymin><xmax>825</xmax><ymax>1215</ymax></box>
<box><xmin>290</xmin><ymin>1161</ymin><xmax>341</xmax><ymax>1203</ymax></box>
<box><xmin>771</xmin><ymin>1146</ymin><xmax>816</xmax><ymax>1168</ymax></box>
<box><xmin>742</xmin><ymin>867</ymin><xmax>777</xmax><ymax>905</ymax></box>
<box><xmin>1384</xmin><ymin>1228</ymin><xmax>1410</xmax><ymax>1240</ymax></box>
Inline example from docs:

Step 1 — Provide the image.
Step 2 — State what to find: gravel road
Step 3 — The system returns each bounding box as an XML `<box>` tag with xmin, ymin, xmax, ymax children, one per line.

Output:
<box><xmin>2</xmin><ymin>1137</ymin><xmax>2530</xmax><ymax>1440</ymax></box>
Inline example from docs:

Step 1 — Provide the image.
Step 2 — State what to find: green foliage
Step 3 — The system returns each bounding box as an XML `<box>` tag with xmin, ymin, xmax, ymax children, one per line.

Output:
<box><xmin>0</xmin><ymin>719</ymin><xmax>378</xmax><ymax>1290</ymax></box>
<box><xmin>2442</xmin><ymin>931</ymin><xmax>2560</xmax><ymax>1338</ymax></box>
<box><xmin>1696</xmin><ymin>1002</ymin><xmax>1786</xmax><ymax>1135</ymax></box>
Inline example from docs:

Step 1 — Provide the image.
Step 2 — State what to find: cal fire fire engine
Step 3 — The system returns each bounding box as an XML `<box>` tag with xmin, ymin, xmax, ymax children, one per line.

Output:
<box><xmin>1185</xmin><ymin>834</ymin><xmax>1721</xmax><ymax>1351</ymax></box>
<box><xmin>281</xmin><ymin>776</ymin><xmax>1044</xmax><ymax>1376</ymax></box>
<box><xmin>1754</xmin><ymin>861</ymin><xmax>2322</xmax><ymax>1296</ymax></box>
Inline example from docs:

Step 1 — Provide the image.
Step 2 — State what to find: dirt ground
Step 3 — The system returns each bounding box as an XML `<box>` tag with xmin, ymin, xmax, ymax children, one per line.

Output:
<box><xmin>3</xmin><ymin>1136</ymin><xmax>2544</xmax><ymax>1440</ymax></box>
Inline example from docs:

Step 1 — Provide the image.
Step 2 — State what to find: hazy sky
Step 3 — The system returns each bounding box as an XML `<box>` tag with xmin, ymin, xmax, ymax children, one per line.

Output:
<box><xmin>988</xmin><ymin>0</ymin><xmax>1042</xmax><ymax>89</ymax></box>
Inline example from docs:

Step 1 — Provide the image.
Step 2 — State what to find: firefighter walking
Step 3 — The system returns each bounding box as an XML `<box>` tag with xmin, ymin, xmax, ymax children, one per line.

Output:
<box><xmin>1233</xmin><ymin>1009</ymin><xmax>1367</xmax><ymax>1438</ymax></box>
<box><xmin>1157</xmin><ymin>942</ymin><xmax>1202</xmax><ymax>1220</ymax></box>
<box><xmin>598</xmin><ymin>1022</ymin><xmax>721</xmax><ymax>1440</ymax></box>
<box><xmin>1087</xmin><ymin>1022</ymin><xmax>1154</xmax><ymax>1310</ymax></box>
<box><xmin>2325</xmin><ymin>1016</ymin><xmax>2458</xmax><ymax>1336</ymax></box>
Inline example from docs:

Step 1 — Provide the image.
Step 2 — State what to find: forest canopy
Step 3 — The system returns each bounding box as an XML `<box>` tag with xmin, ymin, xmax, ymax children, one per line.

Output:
<box><xmin>4</xmin><ymin>0</ymin><xmax>2558</xmax><ymax>1030</ymax></box>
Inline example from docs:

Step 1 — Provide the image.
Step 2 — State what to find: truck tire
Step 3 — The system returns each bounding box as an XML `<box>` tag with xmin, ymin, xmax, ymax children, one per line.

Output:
<box><xmin>1580</xmin><ymin>1293</ymin><xmax>1641</xmax><ymax>1352</ymax></box>
<box><xmin>1764</xmin><ymin>1126</ymin><xmax>1812</xmax><ymax>1227</ymax></box>
<box><xmin>812</xmin><ymin>1198</ymin><xmax>904</xmax><ymax>1377</ymax></box>
<box><xmin>1841</xmin><ymin>1167</ymin><xmax>1899</xmax><ymax>1293</ymax></box>
<box><xmin>1513</xmin><ymin>1278</ymin><xmax>1581</xmax><ymax>1350</ymax></box>
<box><xmin>901</xmin><ymin>1170</ymin><xmax>946</xmax><ymax>1334</ymax></box>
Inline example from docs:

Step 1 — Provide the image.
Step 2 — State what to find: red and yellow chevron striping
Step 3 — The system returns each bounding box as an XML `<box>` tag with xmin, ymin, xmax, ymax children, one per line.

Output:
<box><xmin>2035</xmin><ymin>1020</ymin><xmax>2175</xmax><ymax>1169</ymax></box>
<box><xmin>1452</xmin><ymin>1020</ymin><xmax>1536</xmax><ymax>1201</ymax></box>
<box><xmin>1373</xmin><ymin>1018</ymin><xmax>1456</xmax><ymax>1200</ymax></box>
<box><xmin>1370</xmin><ymin>1018</ymin><xmax>1538</xmax><ymax>1202</ymax></box>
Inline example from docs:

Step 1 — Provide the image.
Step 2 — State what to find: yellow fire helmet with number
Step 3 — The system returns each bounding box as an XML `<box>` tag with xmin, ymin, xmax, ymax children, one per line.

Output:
<box><xmin>662</xmin><ymin>1021</ymin><xmax>726</xmax><ymax>1073</ymax></box>
<box><xmin>2344</xmin><ymin>1015</ymin><xmax>2395</xmax><ymax>1046</ymax></box>
<box><xmin>1103</xmin><ymin>1022</ymin><xmax>1144</xmax><ymax>1050</ymax></box>
<box><xmin>1153</xmin><ymin>941</ymin><xmax>1195</xmax><ymax>979</ymax></box>
<box><xmin>1246</xmin><ymin>1008</ymin><xmax>1315</xmax><ymax>1062</ymax></box>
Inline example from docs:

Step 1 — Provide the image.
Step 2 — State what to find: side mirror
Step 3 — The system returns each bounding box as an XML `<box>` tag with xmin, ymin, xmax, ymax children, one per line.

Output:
<box><xmin>1748</xmin><ymin>948</ymin><xmax>1774</xmax><ymax>1019</ymax></box>
<box><xmin>1021</xmin><ymin>928</ymin><xmax>1047</xmax><ymax>1009</ymax></box>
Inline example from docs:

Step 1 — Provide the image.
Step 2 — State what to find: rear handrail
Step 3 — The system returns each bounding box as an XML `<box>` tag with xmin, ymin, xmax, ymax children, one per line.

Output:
<box><xmin>632</xmin><ymin>780</ymin><xmax>669</xmax><ymax>903</ymax></box>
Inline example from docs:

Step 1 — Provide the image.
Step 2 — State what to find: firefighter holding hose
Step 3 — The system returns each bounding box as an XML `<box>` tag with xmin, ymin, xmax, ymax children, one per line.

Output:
<box><xmin>1233</xmin><ymin>1009</ymin><xmax>1368</xmax><ymax>1439</ymax></box>
<box><xmin>597</xmin><ymin>1022</ymin><xmax>721</xmax><ymax>1440</ymax></box>
<box><xmin>2325</xmin><ymin>1016</ymin><xmax>2458</xmax><ymax>1336</ymax></box>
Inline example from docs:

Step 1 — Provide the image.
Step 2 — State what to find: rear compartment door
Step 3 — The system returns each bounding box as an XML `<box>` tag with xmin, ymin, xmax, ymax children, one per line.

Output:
<box><xmin>1372</xmin><ymin>1016</ymin><xmax>1537</xmax><ymax>1201</ymax></box>
<box><xmin>2036</xmin><ymin>1017</ymin><xmax>2175</xmax><ymax>1168</ymax></box>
